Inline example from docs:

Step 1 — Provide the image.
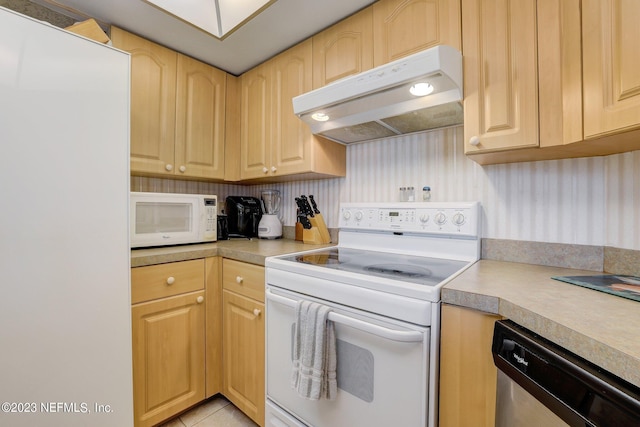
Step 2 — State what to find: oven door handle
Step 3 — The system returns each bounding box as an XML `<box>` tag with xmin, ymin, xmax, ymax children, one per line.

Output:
<box><xmin>266</xmin><ymin>289</ymin><xmax>424</xmax><ymax>343</ymax></box>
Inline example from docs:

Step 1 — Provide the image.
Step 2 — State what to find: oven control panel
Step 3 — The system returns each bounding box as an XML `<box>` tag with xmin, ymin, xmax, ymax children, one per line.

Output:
<box><xmin>339</xmin><ymin>202</ymin><xmax>479</xmax><ymax>236</ymax></box>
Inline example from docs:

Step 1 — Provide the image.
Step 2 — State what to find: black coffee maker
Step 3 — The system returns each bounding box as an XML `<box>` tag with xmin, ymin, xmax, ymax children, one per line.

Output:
<box><xmin>225</xmin><ymin>196</ymin><xmax>263</xmax><ymax>238</ymax></box>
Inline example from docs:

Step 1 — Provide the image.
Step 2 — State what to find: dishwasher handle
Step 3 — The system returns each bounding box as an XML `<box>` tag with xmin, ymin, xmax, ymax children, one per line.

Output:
<box><xmin>266</xmin><ymin>288</ymin><xmax>425</xmax><ymax>343</ymax></box>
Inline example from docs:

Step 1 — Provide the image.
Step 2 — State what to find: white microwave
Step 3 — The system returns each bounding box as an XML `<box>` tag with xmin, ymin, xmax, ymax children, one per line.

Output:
<box><xmin>130</xmin><ymin>192</ymin><xmax>217</xmax><ymax>248</ymax></box>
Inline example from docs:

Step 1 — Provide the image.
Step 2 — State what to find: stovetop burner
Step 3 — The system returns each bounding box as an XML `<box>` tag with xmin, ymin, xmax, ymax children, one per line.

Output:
<box><xmin>364</xmin><ymin>264</ymin><xmax>432</xmax><ymax>279</ymax></box>
<box><xmin>284</xmin><ymin>247</ymin><xmax>468</xmax><ymax>287</ymax></box>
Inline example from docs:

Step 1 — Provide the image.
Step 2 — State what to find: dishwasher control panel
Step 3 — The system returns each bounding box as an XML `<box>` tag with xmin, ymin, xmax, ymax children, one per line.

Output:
<box><xmin>339</xmin><ymin>202</ymin><xmax>480</xmax><ymax>236</ymax></box>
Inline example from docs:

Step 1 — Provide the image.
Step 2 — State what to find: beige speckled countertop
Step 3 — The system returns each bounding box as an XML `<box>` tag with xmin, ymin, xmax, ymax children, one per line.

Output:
<box><xmin>442</xmin><ymin>260</ymin><xmax>640</xmax><ymax>388</ymax></box>
<box><xmin>130</xmin><ymin>238</ymin><xmax>334</xmax><ymax>267</ymax></box>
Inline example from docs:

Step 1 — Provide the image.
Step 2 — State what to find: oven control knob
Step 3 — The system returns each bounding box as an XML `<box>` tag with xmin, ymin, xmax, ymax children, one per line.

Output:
<box><xmin>355</xmin><ymin>211</ymin><xmax>364</xmax><ymax>221</ymax></box>
<box><xmin>435</xmin><ymin>212</ymin><xmax>447</xmax><ymax>225</ymax></box>
<box><xmin>419</xmin><ymin>214</ymin><xmax>430</xmax><ymax>223</ymax></box>
<box><xmin>342</xmin><ymin>210</ymin><xmax>352</xmax><ymax>220</ymax></box>
<box><xmin>452</xmin><ymin>212</ymin><xmax>466</xmax><ymax>226</ymax></box>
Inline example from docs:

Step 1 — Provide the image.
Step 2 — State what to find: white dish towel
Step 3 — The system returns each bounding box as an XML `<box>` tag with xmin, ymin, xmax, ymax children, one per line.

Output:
<box><xmin>290</xmin><ymin>300</ymin><xmax>337</xmax><ymax>400</ymax></box>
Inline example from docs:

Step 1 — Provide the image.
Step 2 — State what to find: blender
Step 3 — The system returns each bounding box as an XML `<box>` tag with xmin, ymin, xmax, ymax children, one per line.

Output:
<box><xmin>258</xmin><ymin>190</ymin><xmax>282</xmax><ymax>239</ymax></box>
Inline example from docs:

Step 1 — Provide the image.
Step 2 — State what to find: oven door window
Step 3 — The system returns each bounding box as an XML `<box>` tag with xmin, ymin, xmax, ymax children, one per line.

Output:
<box><xmin>266</xmin><ymin>290</ymin><xmax>429</xmax><ymax>427</ymax></box>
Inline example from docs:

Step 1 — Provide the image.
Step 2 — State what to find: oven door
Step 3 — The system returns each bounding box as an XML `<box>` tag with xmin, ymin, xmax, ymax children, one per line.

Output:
<box><xmin>266</xmin><ymin>287</ymin><xmax>430</xmax><ymax>427</ymax></box>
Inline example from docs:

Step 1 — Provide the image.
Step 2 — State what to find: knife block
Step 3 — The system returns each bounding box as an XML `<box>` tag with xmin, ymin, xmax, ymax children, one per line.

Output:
<box><xmin>310</xmin><ymin>216</ymin><xmax>331</xmax><ymax>243</ymax></box>
<box><xmin>303</xmin><ymin>227</ymin><xmax>324</xmax><ymax>245</ymax></box>
<box><xmin>295</xmin><ymin>222</ymin><xmax>304</xmax><ymax>241</ymax></box>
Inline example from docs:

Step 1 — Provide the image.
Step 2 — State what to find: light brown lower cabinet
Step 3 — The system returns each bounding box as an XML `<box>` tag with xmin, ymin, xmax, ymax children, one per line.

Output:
<box><xmin>132</xmin><ymin>290</ymin><xmax>206</xmax><ymax>427</ymax></box>
<box><xmin>130</xmin><ymin>257</ymin><xmax>221</xmax><ymax>427</ymax></box>
<box><xmin>439</xmin><ymin>304</ymin><xmax>501</xmax><ymax>427</ymax></box>
<box><xmin>130</xmin><ymin>257</ymin><xmax>264</xmax><ymax>426</ymax></box>
<box><xmin>222</xmin><ymin>259</ymin><xmax>266</xmax><ymax>426</ymax></box>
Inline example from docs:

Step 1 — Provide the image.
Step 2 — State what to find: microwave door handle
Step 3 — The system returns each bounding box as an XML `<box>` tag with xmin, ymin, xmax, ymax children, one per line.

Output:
<box><xmin>266</xmin><ymin>289</ymin><xmax>424</xmax><ymax>343</ymax></box>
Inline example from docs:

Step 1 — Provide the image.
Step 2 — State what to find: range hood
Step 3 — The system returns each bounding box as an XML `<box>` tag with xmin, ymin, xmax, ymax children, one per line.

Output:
<box><xmin>292</xmin><ymin>45</ymin><xmax>463</xmax><ymax>144</ymax></box>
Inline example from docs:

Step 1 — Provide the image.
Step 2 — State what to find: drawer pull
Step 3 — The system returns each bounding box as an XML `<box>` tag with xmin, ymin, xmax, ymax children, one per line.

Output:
<box><xmin>196</xmin><ymin>296</ymin><xmax>204</xmax><ymax>304</ymax></box>
<box><xmin>253</xmin><ymin>308</ymin><xmax>261</xmax><ymax>317</ymax></box>
<box><xmin>236</xmin><ymin>276</ymin><xmax>243</xmax><ymax>284</ymax></box>
<box><xmin>166</xmin><ymin>276</ymin><xmax>175</xmax><ymax>285</ymax></box>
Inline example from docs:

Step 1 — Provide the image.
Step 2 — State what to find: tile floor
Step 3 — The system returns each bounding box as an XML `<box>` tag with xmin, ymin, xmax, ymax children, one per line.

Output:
<box><xmin>159</xmin><ymin>395</ymin><xmax>258</xmax><ymax>427</ymax></box>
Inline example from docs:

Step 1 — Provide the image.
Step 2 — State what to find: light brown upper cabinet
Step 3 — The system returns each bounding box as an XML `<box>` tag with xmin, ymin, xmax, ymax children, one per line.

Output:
<box><xmin>112</xmin><ymin>27</ymin><xmax>226</xmax><ymax>180</ymax></box>
<box><xmin>239</xmin><ymin>40</ymin><xmax>346</xmax><ymax>181</ymax></box>
<box><xmin>463</xmin><ymin>0</ymin><xmax>640</xmax><ymax>165</ymax></box>
<box><xmin>175</xmin><ymin>55</ymin><xmax>226</xmax><ymax>180</ymax></box>
<box><xmin>111</xmin><ymin>27</ymin><xmax>177</xmax><ymax>176</ymax></box>
<box><xmin>239</xmin><ymin>61</ymin><xmax>271</xmax><ymax>180</ymax></box>
<box><xmin>312</xmin><ymin>8</ymin><xmax>374</xmax><ymax>89</ymax></box>
<box><xmin>461</xmin><ymin>0</ymin><xmax>540</xmax><ymax>154</ymax></box>
<box><xmin>582</xmin><ymin>0</ymin><xmax>640</xmax><ymax>139</ymax></box>
<box><xmin>372</xmin><ymin>0</ymin><xmax>462</xmax><ymax>66</ymax></box>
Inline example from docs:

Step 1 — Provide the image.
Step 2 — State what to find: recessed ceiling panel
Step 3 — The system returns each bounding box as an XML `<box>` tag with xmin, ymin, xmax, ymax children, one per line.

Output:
<box><xmin>146</xmin><ymin>0</ymin><xmax>219</xmax><ymax>36</ymax></box>
<box><xmin>218</xmin><ymin>0</ymin><xmax>273</xmax><ymax>36</ymax></box>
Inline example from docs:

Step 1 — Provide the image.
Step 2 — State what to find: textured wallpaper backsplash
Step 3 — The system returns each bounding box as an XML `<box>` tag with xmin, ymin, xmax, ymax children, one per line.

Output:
<box><xmin>131</xmin><ymin>126</ymin><xmax>640</xmax><ymax>250</ymax></box>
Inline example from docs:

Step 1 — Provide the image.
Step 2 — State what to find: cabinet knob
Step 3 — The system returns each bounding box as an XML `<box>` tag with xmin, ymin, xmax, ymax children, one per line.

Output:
<box><xmin>262</xmin><ymin>167</ymin><xmax>268</xmax><ymax>174</ymax></box>
<box><xmin>469</xmin><ymin>136</ymin><xmax>481</xmax><ymax>146</ymax></box>
<box><xmin>166</xmin><ymin>276</ymin><xmax>175</xmax><ymax>285</ymax></box>
<box><xmin>271</xmin><ymin>166</ymin><xmax>277</xmax><ymax>173</ymax></box>
<box><xmin>196</xmin><ymin>296</ymin><xmax>204</xmax><ymax>304</ymax></box>
<box><xmin>236</xmin><ymin>276</ymin><xmax>243</xmax><ymax>284</ymax></box>
<box><xmin>165</xmin><ymin>164</ymin><xmax>173</xmax><ymax>171</ymax></box>
<box><xmin>179</xmin><ymin>165</ymin><xmax>186</xmax><ymax>173</ymax></box>
<box><xmin>253</xmin><ymin>308</ymin><xmax>261</xmax><ymax>316</ymax></box>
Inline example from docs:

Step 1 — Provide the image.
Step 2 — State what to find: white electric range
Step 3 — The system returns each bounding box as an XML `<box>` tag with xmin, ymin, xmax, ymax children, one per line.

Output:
<box><xmin>265</xmin><ymin>202</ymin><xmax>481</xmax><ymax>427</ymax></box>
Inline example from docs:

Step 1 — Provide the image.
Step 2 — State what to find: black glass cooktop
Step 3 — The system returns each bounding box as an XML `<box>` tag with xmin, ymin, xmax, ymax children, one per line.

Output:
<box><xmin>280</xmin><ymin>247</ymin><xmax>469</xmax><ymax>287</ymax></box>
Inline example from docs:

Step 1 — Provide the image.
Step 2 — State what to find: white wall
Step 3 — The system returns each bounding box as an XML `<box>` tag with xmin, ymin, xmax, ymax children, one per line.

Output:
<box><xmin>133</xmin><ymin>126</ymin><xmax>640</xmax><ymax>250</ymax></box>
<box><xmin>270</xmin><ymin>126</ymin><xmax>639</xmax><ymax>250</ymax></box>
<box><xmin>605</xmin><ymin>150</ymin><xmax>640</xmax><ymax>249</ymax></box>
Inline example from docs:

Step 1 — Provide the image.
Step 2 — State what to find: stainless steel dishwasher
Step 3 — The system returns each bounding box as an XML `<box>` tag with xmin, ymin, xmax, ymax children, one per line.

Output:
<box><xmin>492</xmin><ymin>320</ymin><xmax>640</xmax><ymax>427</ymax></box>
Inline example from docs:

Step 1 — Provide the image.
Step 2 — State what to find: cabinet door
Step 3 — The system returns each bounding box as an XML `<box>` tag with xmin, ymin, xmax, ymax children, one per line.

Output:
<box><xmin>132</xmin><ymin>291</ymin><xmax>206</xmax><ymax>427</ymax></box>
<box><xmin>223</xmin><ymin>290</ymin><xmax>265</xmax><ymax>426</ymax></box>
<box><xmin>271</xmin><ymin>40</ymin><xmax>313</xmax><ymax>176</ymax></box>
<box><xmin>439</xmin><ymin>304</ymin><xmax>500</xmax><ymax>427</ymax></box>
<box><xmin>111</xmin><ymin>27</ymin><xmax>177</xmax><ymax>175</ymax></box>
<box><xmin>462</xmin><ymin>0</ymin><xmax>539</xmax><ymax>153</ymax></box>
<box><xmin>537</xmin><ymin>0</ymin><xmax>583</xmax><ymax>147</ymax></box>
<box><xmin>175</xmin><ymin>54</ymin><xmax>227</xmax><ymax>179</ymax></box>
<box><xmin>583</xmin><ymin>0</ymin><xmax>640</xmax><ymax>139</ymax></box>
<box><xmin>240</xmin><ymin>63</ymin><xmax>271</xmax><ymax>179</ymax></box>
<box><xmin>312</xmin><ymin>8</ymin><xmax>373</xmax><ymax>88</ymax></box>
<box><xmin>372</xmin><ymin>0</ymin><xmax>461</xmax><ymax>66</ymax></box>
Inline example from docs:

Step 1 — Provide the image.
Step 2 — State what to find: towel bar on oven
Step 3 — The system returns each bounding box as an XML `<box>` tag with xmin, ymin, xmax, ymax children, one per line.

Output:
<box><xmin>266</xmin><ymin>288</ymin><xmax>424</xmax><ymax>343</ymax></box>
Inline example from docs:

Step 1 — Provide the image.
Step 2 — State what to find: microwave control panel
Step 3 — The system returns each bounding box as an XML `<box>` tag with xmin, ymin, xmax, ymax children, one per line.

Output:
<box><xmin>203</xmin><ymin>197</ymin><xmax>217</xmax><ymax>238</ymax></box>
<box><xmin>339</xmin><ymin>202</ymin><xmax>479</xmax><ymax>237</ymax></box>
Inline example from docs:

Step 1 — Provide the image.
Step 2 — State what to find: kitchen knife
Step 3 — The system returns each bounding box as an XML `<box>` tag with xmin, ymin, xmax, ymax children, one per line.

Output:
<box><xmin>308</xmin><ymin>195</ymin><xmax>321</xmax><ymax>215</ymax></box>
<box><xmin>295</xmin><ymin>198</ymin><xmax>312</xmax><ymax>229</ymax></box>
<box><xmin>300</xmin><ymin>195</ymin><xmax>315</xmax><ymax>217</ymax></box>
<box><xmin>298</xmin><ymin>214</ymin><xmax>312</xmax><ymax>229</ymax></box>
<box><xmin>309</xmin><ymin>195</ymin><xmax>331</xmax><ymax>243</ymax></box>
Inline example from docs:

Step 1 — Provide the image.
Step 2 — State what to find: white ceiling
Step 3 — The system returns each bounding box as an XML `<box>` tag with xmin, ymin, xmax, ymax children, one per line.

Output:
<box><xmin>38</xmin><ymin>0</ymin><xmax>376</xmax><ymax>76</ymax></box>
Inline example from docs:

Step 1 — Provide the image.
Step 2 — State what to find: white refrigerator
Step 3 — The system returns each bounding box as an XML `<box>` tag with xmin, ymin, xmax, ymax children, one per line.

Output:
<box><xmin>0</xmin><ymin>7</ymin><xmax>134</xmax><ymax>427</ymax></box>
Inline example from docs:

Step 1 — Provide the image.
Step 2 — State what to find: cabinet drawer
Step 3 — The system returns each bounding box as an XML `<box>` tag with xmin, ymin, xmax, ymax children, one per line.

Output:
<box><xmin>132</xmin><ymin>259</ymin><xmax>205</xmax><ymax>304</ymax></box>
<box><xmin>222</xmin><ymin>259</ymin><xmax>265</xmax><ymax>302</ymax></box>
